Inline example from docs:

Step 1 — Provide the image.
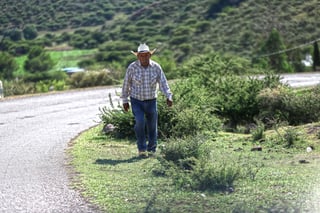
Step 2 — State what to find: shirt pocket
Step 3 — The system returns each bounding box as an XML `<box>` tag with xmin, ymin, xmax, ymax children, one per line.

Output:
<box><xmin>149</xmin><ymin>72</ymin><xmax>158</xmax><ymax>88</ymax></box>
<box><xmin>132</xmin><ymin>73</ymin><xmax>142</xmax><ymax>85</ymax></box>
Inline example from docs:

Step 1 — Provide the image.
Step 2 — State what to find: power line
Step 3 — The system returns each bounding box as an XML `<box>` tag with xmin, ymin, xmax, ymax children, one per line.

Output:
<box><xmin>255</xmin><ymin>37</ymin><xmax>320</xmax><ymax>58</ymax></box>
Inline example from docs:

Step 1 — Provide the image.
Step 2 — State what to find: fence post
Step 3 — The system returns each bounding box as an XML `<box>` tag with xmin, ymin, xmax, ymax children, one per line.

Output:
<box><xmin>0</xmin><ymin>80</ymin><xmax>3</xmax><ymax>98</ymax></box>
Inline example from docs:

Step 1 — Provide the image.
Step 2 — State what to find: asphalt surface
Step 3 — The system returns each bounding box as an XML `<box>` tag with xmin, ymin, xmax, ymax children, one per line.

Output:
<box><xmin>0</xmin><ymin>73</ymin><xmax>319</xmax><ymax>212</ymax></box>
<box><xmin>280</xmin><ymin>72</ymin><xmax>320</xmax><ymax>87</ymax></box>
<box><xmin>0</xmin><ymin>87</ymin><xmax>120</xmax><ymax>213</ymax></box>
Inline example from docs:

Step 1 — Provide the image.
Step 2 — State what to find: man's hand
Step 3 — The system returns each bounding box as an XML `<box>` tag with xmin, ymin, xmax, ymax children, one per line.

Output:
<box><xmin>123</xmin><ymin>103</ymin><xmax>130</xmax><ymax>112</ymax></box>
<box><xmin>166</xmin><ymin>99</ymin><xmax>173</xmax><ymax>107</ymax></box>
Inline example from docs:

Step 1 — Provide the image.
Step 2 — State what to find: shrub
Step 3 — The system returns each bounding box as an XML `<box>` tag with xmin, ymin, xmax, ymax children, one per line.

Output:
<box><xmin>212</xmin><ymin>75</ymin><xmax>276</xmax><ymax>129</ymax></box>
<box><xmin>159</xmin><ymin>135</ymin><xmax>207</xmax><ymax>164</ymax></box>
<box><xmin>2</xmin><ymin>80</ymin><xmax>36</xmax><ymax>96</ymax></box>
<box><xmin>77</xmin><ymin>58</ymin><xmax>95</xmax><ymax>68</ymax></box>
<box><xmin>51</xmin><ymin>80</ymin><xmax>66</xmax><ymax>91</ymax></box>
<box><xmin>283</xmin><ymin>127</ymin><xmax>299</xmax><ymax>148</ymax></box>
<box><xmin>35</xmin><ymin>81</ymin><xmax>50</xmax><ymax>93</ymax></box>
<box><xmin>257</xmin><ymin>86</ymin><xmax>289</xmax><ymax>125</ymax></box>
<box><xmin>99</xmin><ymin>95</ymin><xmax>135</xmax><ymax>139</ymax></box>
<box><xmin>157</xmin><ymin>79</ymin><xmax>221</xmax><ymax>138</ymax></box>
<box><xmin>170</xmin><ymin>106</ymin><xmax>221</xmax><ymax>138</ymax></box>
<box><xmin>24</xmin><ymin>46</ymin><xmax>54</xmax><ymax>73</ymax></box>
<box><xmin>191</xmin><ymin>159</ymin><xmax>240</xmax><ymax>191</ymax></box>
<box><xmin>68</xmin><ymin>70</ymin><xmax>115</xmax><ymax>88</ymax></box>
<box><xmin>258</xmin><ymin>85</ymin><xmax>320</xmax><ymax>126</ymax></box>
<box><xmin>0</xmin><ymin>52</ymin><xmax>18</xmax><ymax>79</ymax></box>
<box><xmin>283</xmin><ymin>86</ymin><xmax>320</xmax><ymax>125</ymax></box>
<box><xmin>251</xmin><ymin>121</ymin><xmax>265</xmax><ymax>142</ymax></box>
<box><xmin>99</xmin><ymin>107</ymin><xmax>135</xmax><ymax>139</ymax></box>
<box><xmin>176</xmin><ymin>52</ymin><xmax>283</xmax><ymax>129</ymax></box>
<box><xmin>23</xmin><ymin>25</ymin><xmax>38</xmax><ymax>40</ymax></box>
<box><xmin>23</xmin><ymin>71</ymin><xmax>67</xmax><ymax>82</ymax></box>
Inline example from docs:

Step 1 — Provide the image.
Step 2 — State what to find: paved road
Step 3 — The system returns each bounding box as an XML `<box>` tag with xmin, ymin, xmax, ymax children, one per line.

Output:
<box><xmin>0</xmin><ymin>73</ymin><xmax>319</xmax><ymax>212</ymax></box>
<box><xmin>0</xmin><ymin>87</ymin><xmax>120</xmax><ymax>213</ymax></box>
<box><xmin>280</xmin><ymin>72</ymin><xmax>320</xmax><ymax>87</ymax></box>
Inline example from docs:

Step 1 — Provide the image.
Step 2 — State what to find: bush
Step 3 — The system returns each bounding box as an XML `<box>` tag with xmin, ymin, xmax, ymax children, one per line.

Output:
<box><xmin>251</xmin><ymin>121</ymin><xmax>265</xmax><ymax>142</ymax></box>
<box><xmin>24</xmin><ymin>47</ymin><xmax>54</xmax><ymax>73</ymax></box>
<box><xmin>176</xmin><ymin>52</ymin><xmax>283</xmax><ymax>129</ymax></box>
<box><xmin>191</xmin><ymin>159</ymin><xmax>240</xmax><ymax>191</ymax></box>
<box><xmin>2</xmin><ymin>80</ymin><xmax>36</xmax><ymax>96</ymax></box>
<box><xmin>257</xmin><ymin>85</ymin><xmax>320</xmax><ymax>126</ymax></box>
<box><xmin>157</xmin><ymin>79</ymin><xmax>221</xmax><ymax>138</ymax></box>
<box><xmin>99</xmin><ymin>95</ymin><xmax>135</xmax><ymax>139</ymax></box>
<box><xmin>256</xmin><ymin>86</ymin><xmax>289</xmax><ymax>125</ymax></box>
<box><xmin>212</xmin><ymin>75</ymin><xmax>281</xmax><ymax>129</ymax></box>
<box><xmin>170</xmin><ymin>106</ymin><xmax>221</xmax><ymax>138</ymax></box>
<box><xmin>283</xmin><ymin>127</ymin><xmax>299</xmax><ymax>148</ymax></box>
<box><xmin>0</xmin><ymin>52</ymin><xmax>18</xmax><ymax>79</ymax></box>
<box><xmin>77</xmin><ymin>59</ymin><xmax>95</xmax><ymax>68</ymax></box>
<box><xmin>283</xmin><ymin>86</ymin><xmax>320</xmax><ymax>125</ymax></box>
<box><xmin>35</xmin><ymin>81</ymin><xmax>50</xmax><ymax>93</ymax></box>
<box><xmin>159</xmin><ymin>135</ymin><xmax>207</xmax><ymax>164</ymax></box>
<box><xmin>23</xmin><ymin>70</ymin><xmax>67</xmax><ymax>83</ymax></box>
<box><xmin>68</xmin><ymin>70</ymin><xmax>115</xmax><ymax>88</ymax></box>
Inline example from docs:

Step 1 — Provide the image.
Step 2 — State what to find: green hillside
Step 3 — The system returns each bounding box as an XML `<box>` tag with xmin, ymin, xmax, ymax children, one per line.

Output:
<box><xmin>1</xmin><ymin>0</ymin><xmax>320</xmax><ymax>61</ymax></box>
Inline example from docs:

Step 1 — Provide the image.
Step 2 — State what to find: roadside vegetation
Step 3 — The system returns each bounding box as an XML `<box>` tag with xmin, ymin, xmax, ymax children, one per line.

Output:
<box><xmin>69</xmin><ymin>52</ymin><xmax>320</xmax><ymax>212</ymax></box>
<box><xmin>70</xmin><ymin>121</ymin><xmax>320</xmax><ymax>212</ymax></box>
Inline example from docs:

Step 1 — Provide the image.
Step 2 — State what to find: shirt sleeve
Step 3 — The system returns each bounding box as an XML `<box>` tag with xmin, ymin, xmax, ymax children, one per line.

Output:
<box><xmin>158</xmin><ymin>66</ymin><xmax>173</xmax><ymax>101</ymax></box>
<box><xmin>121</xmin><ymin>68</ymin><xmax>131</xmax><ymax>103</ymax></box>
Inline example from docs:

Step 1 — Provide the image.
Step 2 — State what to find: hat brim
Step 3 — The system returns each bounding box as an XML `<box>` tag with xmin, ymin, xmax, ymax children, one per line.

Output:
<box><xmin>131</xmin><ymin>49</ymin><xmax>156</xmax><ymax>56</ymax></box>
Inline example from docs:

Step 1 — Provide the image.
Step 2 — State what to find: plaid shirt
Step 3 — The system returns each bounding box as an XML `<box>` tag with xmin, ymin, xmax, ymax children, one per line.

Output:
<box><xmin>121</xmin><ymin>60</ymin><xmax>172</xmax><ymax>103</ymax></box>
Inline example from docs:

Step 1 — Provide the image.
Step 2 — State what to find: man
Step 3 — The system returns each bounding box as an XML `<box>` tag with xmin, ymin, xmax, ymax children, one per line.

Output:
<box><xmin>121</xmin><ymin>43</ymin><xmax>173</xmax><ymax>157</ymax></box>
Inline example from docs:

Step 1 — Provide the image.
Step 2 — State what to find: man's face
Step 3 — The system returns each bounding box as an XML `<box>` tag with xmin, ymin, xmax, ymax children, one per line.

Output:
<box><xmin>138</xmin><ymin>52</ymin><xmax>151</xmax><ymax>67</ymax></box>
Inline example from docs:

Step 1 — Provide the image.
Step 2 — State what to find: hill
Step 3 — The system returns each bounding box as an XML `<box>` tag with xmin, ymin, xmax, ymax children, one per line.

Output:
<box><xmin>1</xmin><ymin>0</ymin><xmax>320</xmax><ymax>61</ymax></box>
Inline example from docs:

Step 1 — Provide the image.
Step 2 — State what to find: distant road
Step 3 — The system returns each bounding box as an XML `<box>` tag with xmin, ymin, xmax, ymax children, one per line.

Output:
<box><xmin>0</xmin><ymin>72</ymin><xmax>319</xmax><ymax>212</ymax></box>
<box><xmin>280</xmin><ymin>72</ymin><xmax>320</xmax><ymax>87</ymax></box>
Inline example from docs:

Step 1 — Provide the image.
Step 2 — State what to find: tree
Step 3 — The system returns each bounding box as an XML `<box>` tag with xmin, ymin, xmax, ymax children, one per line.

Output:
<box><xmin>24</xmin><ymin>46</ymin><xmax>54</xmax><ymax>73</ymax></box>
<box><xmin>260</xmin><ymin>29</ymin><xmax>292</xmax><ymax>73</ymax></box>
<box><xmin>313</xmin><ymin>41</ymin><xmax>320</xmax><ymax>71</ymax></box>
<box><xmin>0</xmin><ymin>52</ymin><xmax>18</xmax><ymax>79</ymax></box>
<box><xmin>8</xmin><ymin>29</ymin><xmax>22</xmax><ymax>41</ymax></box>
<box><xmin>23</xmin><ymin>25</ymin><xmax>38</xmax><ymax>40</ymax></box>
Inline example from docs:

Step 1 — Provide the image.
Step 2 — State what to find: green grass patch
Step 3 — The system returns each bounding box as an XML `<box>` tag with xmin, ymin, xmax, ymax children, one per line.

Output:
<box><xmin>14</xmin><ymin>49</ymin><xmax>97</xmax><ymax>76</ymax></box>
<box><xmin>49</xmin><ymin>49</ymin><xmax>97</xmax><ymax>70</ymax></box>
<box><xmin>68</xmin><ymin>123</ymin><xmax>320</xmax><ymax>212</ymax></box>
<box><xmin>14</xmin><ymin>55</ymin><xmax>28</xmax><ymax>76</ymax></box>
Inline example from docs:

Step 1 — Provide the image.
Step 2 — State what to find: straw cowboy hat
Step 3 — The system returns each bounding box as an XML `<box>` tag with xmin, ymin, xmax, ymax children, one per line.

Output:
<box><xmin>131</xmin><ymin>43</ymin><xmax>156</xmax><ymax>56</ymax></box>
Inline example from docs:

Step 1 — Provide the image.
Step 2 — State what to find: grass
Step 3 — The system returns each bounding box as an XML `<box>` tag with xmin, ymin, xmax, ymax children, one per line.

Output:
<box><xmin>68</xmin><ymin>123</ymin><xmax>320</xmax><ymax>212</ymax></box>
<box><xmin>14</xmin><ymin>55</ymin><xmax>28</xmax><ymax>76</ymax></box>
<box><xmin>14</xmin><ymin>49</ymin><xmax>97</xmax><ymax>76</ymax></box>
<box><xmin>49</xmin><ymin>49</ymin><xmax>97</xmax><ymax>70</ymax></box>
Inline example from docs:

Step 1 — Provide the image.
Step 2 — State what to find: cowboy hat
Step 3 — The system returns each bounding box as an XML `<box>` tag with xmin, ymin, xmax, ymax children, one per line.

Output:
<box><xmin>131</xmin><ymin>43</ymin><xmax>156</xmax><ymax>56</ymax></box>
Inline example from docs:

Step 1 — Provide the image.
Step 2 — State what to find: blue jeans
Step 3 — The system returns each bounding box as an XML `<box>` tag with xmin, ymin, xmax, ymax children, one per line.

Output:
<box><xmin>130</xmin><ymin>97</ymin><xmax>157</xmax><ymax>152</ymax></box>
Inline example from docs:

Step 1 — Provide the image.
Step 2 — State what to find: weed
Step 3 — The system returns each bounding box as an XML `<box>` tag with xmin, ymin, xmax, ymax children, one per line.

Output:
<box><xmin>283</xmin><ymin>127</ymin><xmax>299</xmax><ymax>148</ymax></box>
<box><xmin>251</xmin><ymin>122</ymin><xmax>265</xmax><ymax>142</ymax></box>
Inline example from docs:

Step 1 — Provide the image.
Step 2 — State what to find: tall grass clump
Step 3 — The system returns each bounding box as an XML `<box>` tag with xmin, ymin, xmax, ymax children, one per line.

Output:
<box><xmin>157</xmin><ymin>134</ymin><xmax>241</xmax><ymax>192</ymax></box>
<box><xmin>251</xmin><ymin>121</ymin><xmax>265</xmax><ymax>142</ymax></box>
